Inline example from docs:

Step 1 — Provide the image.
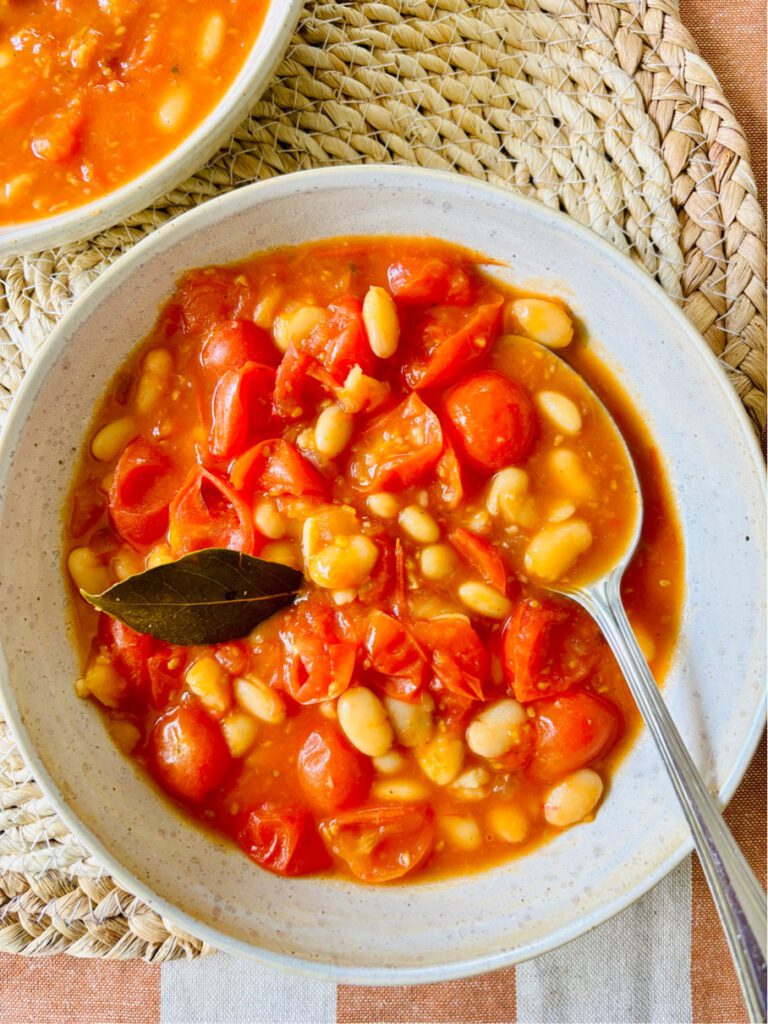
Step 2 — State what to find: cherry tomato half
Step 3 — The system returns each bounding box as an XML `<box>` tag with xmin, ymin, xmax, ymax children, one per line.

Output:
<box><xmin>363</xmin><ymin>609</ymin><xmax>427</xmax><ymax>701</ymax></box>
<box><xmin>304</xmin><ymin>296</ymin><xmax>373</xmax><ymax>383</ymax></box>
<box><xmin>168</xmin><ymin>466</ymin><xmax>254</xmax><ymax>556</ymax></box>
<box><xmin>109</xmin><ymin>438</ymin><xmax>179</xmax><ymax>546</ymax></box>
<box><xmin>201</xmin><ymin>319</ymin><xmax>278</xmax><ymax>374</ymax></box>
<box><xmin>230</xmin><ymin>438</ymin><xmax>325</xmax><ymax>500</ymax></box>
<box><xmin>449</xmin><ymin>527</ymin><xmax>508</xmax><ymax>594</ymax></box>
<box><xmin>209</xmin><ymin>362</ymin><xmax>275</xmax><ymax>459</ymax></box>
<box><xmin>414</xmin><ymin>617</ymin><xmax>489</xmax><ymax>702</ymax></box>
<box><xmin>297</xmin><ymin>726</ymin><xmax>372</xmax><ymax>813</ymax></box>
<box><xmin>347</xmin><ymin>393</ymin><xmax>443</xmax><ymax>492</ymax></box>
<box><xmin>280</xmin><ymin>595</ymin><xmax>356</xmax><ymax>704</ymax></box>
<box><xmin>503</xmin><ymin>597</ymin><xmax>603</xmax><ymax>703</ymax></box>
<box><xmin>238</xmin><ymin>803</ymin><xmax>330</xmax><ymax>876</ymax></box>
<box><xmin>387</xmin><ymin>257</ymin><xmax>473</xmax><ymax>305</ymax></box>
<box><xmin>444</xmin><ymin>370</ymin><xmax>536</xmax><ymax>473</ymax></box>
<box><xmin>402</xmin><ymin>298</ymin><xmax>503</xmax><ymax>390</ymax></box>
<box><xmin>322</xmin><ymin>804</ymin><xmax>434</xmax><ymax>882</ymax></box>
<box><xmin>149</xmin><ymin>704</ymin><xmax>231</xmax><ymax>802</ymax></box>
<box><xmin>529</xmin><ymin>690</ymin><xmax>621</xmax><ymax>781</ymax></box>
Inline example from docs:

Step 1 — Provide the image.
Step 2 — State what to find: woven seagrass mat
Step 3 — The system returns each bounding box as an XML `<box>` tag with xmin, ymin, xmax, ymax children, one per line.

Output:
<box><xmin>0</xmin><ymin>0</ymin><xmax>765</xmax><ymax>962</ymax></box>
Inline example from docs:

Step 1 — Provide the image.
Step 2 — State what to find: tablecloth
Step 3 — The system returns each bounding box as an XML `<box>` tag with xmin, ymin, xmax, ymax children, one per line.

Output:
<box><xmin>1</xmin><ymin>0</ymin><xmax>765</xmax><ymax>1020</ymax></box>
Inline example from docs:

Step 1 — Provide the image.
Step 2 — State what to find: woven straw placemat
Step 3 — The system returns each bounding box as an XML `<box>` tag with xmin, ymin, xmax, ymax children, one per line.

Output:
<box><xmin>0</xmin><ymin>0</ymin><xmax>765</xmax><ymax>962</ymax></box>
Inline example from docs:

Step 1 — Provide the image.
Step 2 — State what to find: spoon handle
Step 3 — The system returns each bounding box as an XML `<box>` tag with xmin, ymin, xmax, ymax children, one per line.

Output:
<box><xmin>575</xmin><ymin>574</ymin><xmax>767</xmax><ymax>1023</ymax></box>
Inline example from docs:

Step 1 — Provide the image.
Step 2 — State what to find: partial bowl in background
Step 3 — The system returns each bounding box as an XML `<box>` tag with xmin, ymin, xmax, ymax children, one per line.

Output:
<box><xmin>0</xmin><ymin>0</ymin><xmax>303</xmax><ymax>257</ymax></box>
<box><xmin>0</xmin><ymin>167</ymin><xmax>764</xmax><ymax>982</ymax></box>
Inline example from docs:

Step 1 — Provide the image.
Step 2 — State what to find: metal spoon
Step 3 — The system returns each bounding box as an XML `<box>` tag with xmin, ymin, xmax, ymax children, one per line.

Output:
<box><xmin>519</xmin><ymin>341</ymin><xmax>767</xmax><ymax>1022</ymax></box>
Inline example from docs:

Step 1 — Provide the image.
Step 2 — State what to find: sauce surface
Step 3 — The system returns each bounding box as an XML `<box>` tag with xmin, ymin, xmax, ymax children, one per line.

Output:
<box><xmin>65</xmin><ymin>238</ymin><xmax>684</xmax><ymax>884</ymax></box>
<box><xmin>1</xmin><ymin>0</ymin><xmax>268</xmax><ymax>224</ymax></box>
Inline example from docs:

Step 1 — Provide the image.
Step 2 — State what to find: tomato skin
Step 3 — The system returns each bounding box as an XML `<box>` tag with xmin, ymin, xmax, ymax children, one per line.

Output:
<box><xmin>449</xmin><ymin>527</ymin><xmax>508</xmax><ymax>594</ymax></box>
<box><xmin>297</xmin><ymin>726</ymin><xmax>372</xmax><ymax>813</ymax></box>
<box><xmin>168</xmin><ymin>466</ymin><xmax>255</xmax><ymax>556</ymax></box>
<box><xmin>387</xmin><ymin>258</ymin><xmax>473</xmax><ymax>305</ymax></box>
<box><xmin>147</xmin><ymin>646</ymin><xmax>186</xmax><ymax>708</ymax></box>
<box><xmin>280</xmin><ymin>595</ymin><xmax>357</xmax><ymax>704</ymax></box>
<box><xmin>503</xmin><ymin>597</ymin><xmax>602</xmax><ymax>703</ymax></box>
<box><xmin>402</xmin><ymin>298</ymin><xmax>503</xmax><ymax>391</ymax></box>
<box><xmin>414</xmin><ymin>617</ymin><xmax>489</xmax><ymax>702</ymax></box>
<box><xmin>347</xmin><ymin>393</ymin><xmax>443</xmax><ymax>492</ymax></box>
<box><xmin>149</xmin><ymin>704</ymin><xmax>231</xmax><ymax>802</ymax></box>
<box><xmin>230</xmin><ymin>438</ymin><xmax>325</xmax><ymax>499</ymax></box>
<box><xmin>109</xmin><ymin>439</ymin><xmax>178</xmax><ymax>546</ymax></box>
<box><xmin>444</xmin><ymin>370</ymin><xmax>536</xmax><ymax>472</ymax></box>
<box><xmin>209</xmin><ymin>362</ymin><xmax>276</xmax><ymax>459</ymax></box>
<box><xmin>98</xmin><ymin>615</ymin><xmax>154</xmax><ymax>692</ymax></box>
<box><xmin>322</xmin><ymin>805</ymin><xmax>434</xmax><ymax>882</ymax></box>
<box><xmin>237</xmin><ymin>803</ymin><xmax>330</xmax><ymax>876</ymax></box>
<box><xmin>363</xmin><ymin>610</ymin><xmax>427</xmax><ymax>701</ymax></box>
<box><xmin>434</xmin><ymin>437</ymin><xmax>463</xmax><ymax>510</ymax></box>
<box><xmin>530</xmin><ymin>691</ymin><xmax>621</xmax><ymax>781</ymax></box>
<box><xmin>175</xmin><ymin>271</ymin><xmax>247</xmax><ymax>335</ymax></box>
<box><xmin>201</xmin><ymin>320</ymin><xmax>277</xmax><ymax>374</ymax></box>
<box><xmin>305</xmin><ymin>296</ymin><xmax>373</xmax><ymax>383</ymax></box>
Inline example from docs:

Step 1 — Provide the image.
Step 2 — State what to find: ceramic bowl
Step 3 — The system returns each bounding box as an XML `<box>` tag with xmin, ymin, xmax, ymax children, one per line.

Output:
<box><xmin>0</xmin><ymin>167</ymin><xmax>764</xmax><ymax>983</ymax></box>
<box><xmin>0</xmin><ymin>0</ymin><xmax>303</xmax><ymax>256</ymax></box>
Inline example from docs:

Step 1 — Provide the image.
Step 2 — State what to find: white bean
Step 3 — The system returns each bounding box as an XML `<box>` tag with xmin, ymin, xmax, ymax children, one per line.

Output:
<box><xmin>68</xmin><ymin>547</ymin><xmax>110</xmax><ymax>594</ymax></box>
<box><xmin>524</xmin><ymin>520</ymin><xmax>592</xmax><ymax>582</ymax></box>
<box><xmin>416</xmin><ymin>731</ymin><xmax>464</xmax><ymax>785</ymax></box>
<box><xmin>399</xmin><ymin>504</ymin><xmax>440</xmax><ymax>544</ymax></box>
<box><xmin>385</xmin><ymin>693</ymin><xmax>434</xmax><ymax>748</ymax></box>
<box><xmin>222</xmin><ymin>711</ymin><xmax>259</xmax><ymax>758</ymax></box>
<box><xmin>419</xmin><ymin>543</ymin><xmax>456</xmax><ymax>581</ymax></box>
<box><xmin>366</xmin><ymin>492</ymin><xmax>399</xmax><ymax>518</ymax></box>
<box><xmin>234</xmin><ymin>676</ymin><xmax>286</xmax><ymax>724</ymax></box>
<box><xmin>307</xmin><ymin>534</ymin><xmax>379</xmax><ymax>589</ymax></box>
<box><xmin>199</xmin><ymin>12</ymin><xmax>226</xmax><ymax>63</ymax></box>
<box><xmin>314</xmin><ymin>404</ymin><xmax>353</xmax><ymax>458</ymax></box>
<box><xmin>548</xmin><ymin>449</ymin><xmax>595</xmax><ymax>502</ymax></box>
<box><xmin>544</xmin><ymin>768</ymin><xmax>604</xmax><ymax>827</ymax></box>
<box><xmin>486</xmin><ymin>467</ymin><xmax>529</xmax><ymax>517</ymax></box>
<box><xmin>371</xmin><ymin>778</ymin><xmax>430</xmax><ymax>802</ymax></box>
<box><xmin>338</xmin><ymin>687</ymin><xmax>393</xmax><ymax>757</ymax></box>
<box><xmin>440</xmin><ymin>814</ymin><xmax>482</xmax><ymax>851</ymax></box>
<box><xmin>458</xmin><ymin>581</ymin><xmax>512</xmax><ymax>619</ymax></box>
<box><xmin>466</xmin><ymin>699</ymin><xmax>527</xmax><ymax>759</ymax></box>
<box><xmin>372</xmin><ymin>750</ymin><xmax>407</xmax><ymax>775</ymax></box>
<box><xmin>157</xmin><ymin>87</ymin><xmax>190</xmax><ymax>131</ymax></box>
<box><xmin>536</xmin><ymin>391</ymin><xmax>583</xmax><ymax>435</ymax></box>
<box><xmin>487</xmin><ymin>804</ymin><xmax>529</xmax><ymax>843</ymax></box>
<box><xmin>511</xmin><ymin>298</ymin><xmax>574</xmax><ymax>348</ymax></box>
<box><xmin>90</xmin><ymin>417</ymin><xmax>136</xmax><ymax>462</ymax></box>
<box><xmin>362</xmin><ymin>286</ymin><xmax>400</xmax><ymax>359</ymax></box>
<box><xmin>272</xmin><ymin>305</ymin><xmax>325</xmax><ymax>352</ymax></box>
<box><xmin>254</xmin><ymin>500</ymin><xmax>287</xmax><ymax>540</ymax></box>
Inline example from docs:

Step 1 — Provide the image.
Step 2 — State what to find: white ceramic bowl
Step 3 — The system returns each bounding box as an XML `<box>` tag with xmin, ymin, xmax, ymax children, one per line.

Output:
<box><xmin>0</xmin><ymin>0</ymin><xmax>303</xmax><ymax>256</ymax></box>
<box><xmin>0</xmin><ymin>167</ymin><xmax>764</xmax><ymax>983</ymax></box>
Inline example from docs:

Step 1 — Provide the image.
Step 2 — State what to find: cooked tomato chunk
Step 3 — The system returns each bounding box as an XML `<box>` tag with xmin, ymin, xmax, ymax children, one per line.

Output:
<box><xmin>347</xmin><ymin>393</ymin><xmax>442</xmax><ymax>491</ymax></box>
<box><xmin>444</xmin><ymin>370</ymin><xmax>536</xmax><ymax>472</ymax></box>
<box><xmin>237</xmin><ymin>804</ymin><xmax>330</xmax><ymax>876</ymax></box>
<box><xmin>530</xmin><ymin>691</ymin><xmax>621</xmax><ymax>781</ymax></box>
<box><xmin>297</xmin><ymin>726</ymin><xmax>372</xmax><ymax>813</ymax></box>
<box><xmin>149</xmin><ymin>705</ymin><xmax>231</xmax><ymax>803</ymax></box>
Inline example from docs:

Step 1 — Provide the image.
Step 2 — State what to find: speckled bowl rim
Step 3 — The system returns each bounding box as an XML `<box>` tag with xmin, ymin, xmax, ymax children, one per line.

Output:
<box><xmin>0</xmin><ymin>166</ymin><xmax>764</xmax><ymax>983</ymax></box>
<box><xmin>0</xmin><ymin>0</ymin><xmax>303</xmax><ymax>256</ymax></box>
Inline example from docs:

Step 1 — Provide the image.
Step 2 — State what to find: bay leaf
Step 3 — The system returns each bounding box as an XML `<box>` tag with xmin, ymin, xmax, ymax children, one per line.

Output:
<box><xmin>81</xmin><ymin>547</ymin><xmax>303</xmax><ymax>645</ymax></box>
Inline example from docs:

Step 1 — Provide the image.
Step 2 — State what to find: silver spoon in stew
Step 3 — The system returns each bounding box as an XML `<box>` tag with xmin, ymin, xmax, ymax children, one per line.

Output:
<box><xmin>496</xmin><ymin>334</ymin><xmax>766</xmax><ymax>1023</ymax></box>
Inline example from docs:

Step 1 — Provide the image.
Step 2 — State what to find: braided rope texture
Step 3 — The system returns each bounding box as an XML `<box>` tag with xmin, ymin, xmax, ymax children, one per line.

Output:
<box><xmin>0</xmin><ymin>0</ymin><xmax>765</xmax><ymax>960</ymax></box>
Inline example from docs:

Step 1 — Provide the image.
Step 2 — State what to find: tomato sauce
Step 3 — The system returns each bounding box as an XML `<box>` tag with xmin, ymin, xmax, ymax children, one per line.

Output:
<box><xmin>64</xmin><ymin>238</ymin><xmax>684</xmax><ymax>884</ymax></box>
<box><xmin>0</xmin><ymin>0</ymin><xmax>268</xmax><ymax>225</ymax></box>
